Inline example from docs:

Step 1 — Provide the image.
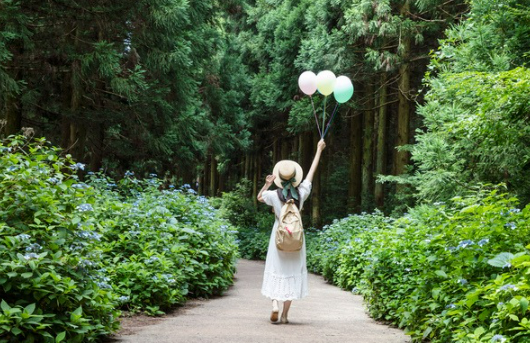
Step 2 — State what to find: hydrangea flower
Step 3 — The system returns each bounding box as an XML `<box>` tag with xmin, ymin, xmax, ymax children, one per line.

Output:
<box><xmin>26</xmin><ymin>243</ymin><xmax>42</xmax><ymax>252</ymax></box>
<box><xmin>478</xmin><ymin>238</ymin><xmax>489</xmax><ymax>247</ymax></box>
<box><xmin>118</xmin><ymin>296</ymin><xmax>130</xmax><ymax>303</ymax></box>
<box><xmin>500</xmin><ymin>284</ymin><xmax>517</xmax><ymax>291</ymax></box>
<box><xmin>77</xmin><ymin>203</ymin><xmax>94</xmax><ymax>212</ymax></box>
<box><xmin>457</xmin><ymin>278</ymin><xmax>468</xmax><ymax>285</ymax></box>
<box><xmin>15</xmin><ymin>234</ymin><xmax>31</xmax><ymax>241</ymax></box>
<box><xmin>504</xmin><ymin>222</ymin><xmax>517</xmax><ymax>230</ymax></box>
<box><xmin>491</xmin><ymin>334</ymin><xmax>506</xmax><ymax>342</ymax></box>
<box><xmin>70</xmin><ymin>163</ymin><xmax>85</xmax><ymax>171</ymax></box>
<box><xmin>23</xmin><ymin>253</ymin><xmax>39</xmax><ymax>260</ymax></box>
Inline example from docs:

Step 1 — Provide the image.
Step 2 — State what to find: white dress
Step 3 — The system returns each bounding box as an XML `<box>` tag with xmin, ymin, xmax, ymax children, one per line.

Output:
<box><xmin>261</xmin><ymin>180</ymin><xmax>312</xmax><ymax>301</ymax></box>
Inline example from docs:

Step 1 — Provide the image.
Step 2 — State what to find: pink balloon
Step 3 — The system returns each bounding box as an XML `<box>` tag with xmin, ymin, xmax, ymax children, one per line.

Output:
<box><xmin>298</xmin><ymin>71</ymin><xmax>318</xmax><ymax>96</ymax></box>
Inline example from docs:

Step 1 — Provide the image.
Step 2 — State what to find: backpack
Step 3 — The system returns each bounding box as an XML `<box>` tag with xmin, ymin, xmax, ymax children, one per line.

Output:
<box><xmin>276</xmin><ymin>199</ymin><xmax>303</xmax><ymax>252</ymax></box>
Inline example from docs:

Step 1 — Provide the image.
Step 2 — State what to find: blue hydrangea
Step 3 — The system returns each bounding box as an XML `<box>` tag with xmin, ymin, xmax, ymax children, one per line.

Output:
<box><xmin>445</xmin><ymin>304</ymin><xmax>457</xmax><ymax>309</ymax></box>
<box><xmin>70</xmin><ymin>163</ymin><xmax>85</xmax><ymax>171</ymax></box>
<box><xmin>504</xmin><ymin>222</ymin><xmax>517</xmax><ymax>230</ymax></box>
<box><xmin>146</xmin><ymin>256</ymin><xmax>160</xmax><ymax>264</ymax></box>
<box><xmin>491</xmin><ymin>334</ymin><xmax>506</xmax><ymax>342</ymax></box>
<box><xmin>72</xmin><ymin>183</ymin><xmax>89</xmax><ymax>189</ymax></box>
<box><xmin>48</xmin><ymin>177</ymin><xmax>61</xmax><ymax>184</ymax></box>
<box><xmin>77</xmin><ymin>203</ymin><xmax>94</xmax><ymax>212</ymax></box>
<box><xmin>23</xmin><ymin>253</ymin><xmax>39</xmax><ymax>260</ymax></box>
<box><xmin>96</xmin><ymin>282</ymin><xmax>112</xmax><ymax>289</ymax></box>
<box><xmin>478</xmin><ymin>238</ymin><xmax>489</xmax><ymax>247</ymax></box>
<box><xmin>77</xmin><ymin>230</ymin><xmax>102</xmax><ymax>241</ymax></box>
<box><xmin>118</xmin><ymin>296</ymin><xmax>130</xmax><ymax>303</ymax></box>
<box><xmin>500</xmin><ymin>284</ymin><xmax>517</xmax><ymax>291</ymax></box>
<box><xmin>124</xmin><ymin>170</ymin><xmax>134</xmax><ymax>177</ymax></box>
<box><xmin>457</xmin><ymin>278</ymin><xmax>468</xmax><ymax>285</ymax></box>
<box><xmin>26</xmin><ymin>243</ymin><xmax>42</xmax><ymax>252</ymax></box>
<box><xmin>457</xmin><ymin>240</ymin><xmax>474</xmax><ymax>249</ymax></box>
<box><xmin>15</xmin><ymin>234</ymin><xmax>31</xmax><ymax>241</ymax></box>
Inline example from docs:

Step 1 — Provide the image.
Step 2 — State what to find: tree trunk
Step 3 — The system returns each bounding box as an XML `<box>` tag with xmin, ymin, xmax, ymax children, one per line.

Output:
<box><xmin>281</xmin><ymin>136</ymin><xmax>289</xmax><ymax>160</ymax></box>
<box><xmin>4</xmin><ymin>94</ymin><xmax>22</xmax><ymax>136</ymax></box>
<box><xmin>252</xmin><ymin>154</ymin><xmax>258</xmax><ymax>207</ymax></box>
<box><xmin>395</xmin><ymin>1</ymin><xmax>411</xmax><ymax>180</ymax></box>
<box><xmin>209</xmin><ymin>154</ymin><xmax>217</xmax><ymax>196</ymax></box>
<box><xmin>348</xmin><ymin>104</ymin><xmax>363</xmax><ymax>213</ymax></box>
<box><xmin>311</xmin><ymin>130</ymin><xmax>321</xmax><ymax>227</ymax></box>
<box><xmin>374</xmin><ymin>75</ymin><xmax>388</xmax><ymax>208</ymax></box>
<box><xmin>244</xmin><ymin>153</ymin><xmax>250</xmax><ymax>180</ymax></box>
<box><xmin>362</xmin><ymin>83</ymin><xmax>375</xmax><ymax>209</ymax></box>
<box><xmin>202</xmin><ymin>155</ymin><xmax>210</xmax><ymax>196</ymax></box>
<box><xmin>89</xmin><ymin>123</ymin><xmax>105</xmax><ymax>172</ymax></box>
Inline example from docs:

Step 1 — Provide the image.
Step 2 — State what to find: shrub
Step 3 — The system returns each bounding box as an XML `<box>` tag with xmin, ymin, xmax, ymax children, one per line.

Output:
<box><xmin>0</xmin><ymin>136</ymin><xmax>239</xmax><ymax>341</ymax></box>
<box><xmin>0</xmin><ymin>137</ymin><xmax>119</xmax><ymax>343</ymax></box>
<box><xmin>86</xmin><ymin>173</ymin><xmax>239</xmax><ymax>315</ymax></box>
<box><xmin>307</xmin><ymin>186</ymin><xmax>530</xmax><ymax>342</ymax></box>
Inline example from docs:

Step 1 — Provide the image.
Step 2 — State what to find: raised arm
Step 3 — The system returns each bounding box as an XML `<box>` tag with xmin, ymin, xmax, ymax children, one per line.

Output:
<box><xmin>257</xmin><ymin>175</ymin><xmax>276</xmax><ymax>203</ymax></box>
<box><xmin>304</xmin><ymin>139</ymin><xmax>326</xmax><ymax>183</ymax></box>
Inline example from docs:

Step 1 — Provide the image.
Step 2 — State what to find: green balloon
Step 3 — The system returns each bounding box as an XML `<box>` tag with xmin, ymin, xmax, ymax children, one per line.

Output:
<box><xmin>333</xmin><ymin>76</ymin><xmax>354</xmax><ymax>103</ymax></box>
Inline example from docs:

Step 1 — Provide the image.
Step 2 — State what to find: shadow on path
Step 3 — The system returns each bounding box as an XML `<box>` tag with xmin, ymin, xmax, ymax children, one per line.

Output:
<box><xmin>110</xmin><ymin>259</ymin><xmax>410</xmax><ymax>343</ymax></box>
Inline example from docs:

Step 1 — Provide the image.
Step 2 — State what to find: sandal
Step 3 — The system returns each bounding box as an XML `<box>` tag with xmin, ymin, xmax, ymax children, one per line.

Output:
<box><xmin>270</xmin><ymin>300</ymin><xmax>279</xmax><ymax>322</ymax></box>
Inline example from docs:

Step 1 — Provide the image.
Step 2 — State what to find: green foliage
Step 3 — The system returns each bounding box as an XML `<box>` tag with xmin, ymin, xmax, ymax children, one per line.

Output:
<box><xmin>0</xmin><ymin>136</ymin><xmax>238</xmax><ymax>341</ymax></box>
<box><xmin>0</xmin><ymin>137</ymin><xmax>119</xmax><ymax>342</ymax></box>
<box><xmin>399</xmin><ymin>0</ymin><xmax>530</xmax><ymax>204</ymax></box>
<box><xmin>410</xmin><ymin>68</ymin><xmax>530</xmax><ymax>203</ymax></box>
<box><xmin>88</xmin><ymin>176</ymin><xmax>239</xmax><ymax>314</ymax></box>
<box><xmin>216</xmin><ymin>179</ymin><xmax>274</xmax><ymax>260</ymax></box>
<box><xmin>307</xmin><ymin>187</ymin><xmax>530</xmax><ymax>342</ymax></box>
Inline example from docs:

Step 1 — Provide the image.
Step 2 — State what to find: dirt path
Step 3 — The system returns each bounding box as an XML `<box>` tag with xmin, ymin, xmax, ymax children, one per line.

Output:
<box><xmin>110</xmin><ymin>259</ymin><xmax>410</xmax><ymax>343</ymax></box>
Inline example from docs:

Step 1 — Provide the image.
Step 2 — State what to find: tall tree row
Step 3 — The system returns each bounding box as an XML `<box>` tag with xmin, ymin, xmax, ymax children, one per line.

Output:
<box><xmin>2</xmin><ymin>0</ymin><xmax>483</xmax><ymax>226</ymax></box>
<box><xmin>0</xmin><ymin>0</ymin><xmax>250</xmax><ymax>184</ymax></box>
<box><xmin>232</xmin><ymin>0</ymin><xmax>467</xmax><ymax>223</ymax></box>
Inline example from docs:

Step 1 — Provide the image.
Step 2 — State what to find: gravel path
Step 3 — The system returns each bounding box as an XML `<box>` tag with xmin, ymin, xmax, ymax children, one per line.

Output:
<box><xmin>111</xmin><ymin>259</ymin><xmax>410</xmax><ymax>343</ymax></box>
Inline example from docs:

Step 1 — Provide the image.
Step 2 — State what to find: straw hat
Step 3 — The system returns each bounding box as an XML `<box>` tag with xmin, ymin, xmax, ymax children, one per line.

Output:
<box><xmin>272</xmin><ymin>160</ymin><xmax>303</xmax><ymax>188</ymax></box>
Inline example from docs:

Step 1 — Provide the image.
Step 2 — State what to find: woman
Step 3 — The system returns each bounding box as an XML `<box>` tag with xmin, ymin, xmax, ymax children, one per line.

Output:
<box><xmin>257</xmin><ymin>139</ymin><xmax>326</xmax><ymax>324</ymax></box>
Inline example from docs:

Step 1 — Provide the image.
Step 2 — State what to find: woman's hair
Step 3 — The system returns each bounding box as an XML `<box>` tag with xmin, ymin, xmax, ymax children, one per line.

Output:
<box><xmin>276</xmin><ymin>188</ymin><xmax>300</xmax><ymax>209</ymax></box>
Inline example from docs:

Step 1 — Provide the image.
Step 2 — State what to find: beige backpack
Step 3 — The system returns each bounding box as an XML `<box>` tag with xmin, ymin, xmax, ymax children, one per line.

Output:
<box><xmin>276</xmin><ymin>199</ymin><xmax>303</xmax><ymax>252</ymax></box>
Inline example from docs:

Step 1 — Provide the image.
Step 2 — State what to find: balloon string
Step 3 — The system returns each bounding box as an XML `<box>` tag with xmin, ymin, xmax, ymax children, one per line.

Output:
<box><xmin>310</xmin><ymin>96</ymin><xmax>322</xmax><ymax>138</ymax></box>
<box><xmin>322</xmin><ymin>96</ymin><xmax>327</xmax><ymax>139</ymax></box>
<box><xmin>323</xmin><ymin>103</ymin><xmax>340</xmax><ymax>138</ymax></box>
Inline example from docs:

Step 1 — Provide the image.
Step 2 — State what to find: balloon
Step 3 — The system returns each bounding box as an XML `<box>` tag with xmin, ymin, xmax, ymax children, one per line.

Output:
<box><xmin>316</xmin><ymin>70</ymin><xmax>336</xmax><ymax>96</ymax></box>
<box><xmin>298</xmin><ymin>71</ymin><xmax>318</xmax><ymax>95</ymax></box>
<box><xmin>333</xmin><ymin>76</ymin><xmax>354</xmax><ymax>103</ymax></box>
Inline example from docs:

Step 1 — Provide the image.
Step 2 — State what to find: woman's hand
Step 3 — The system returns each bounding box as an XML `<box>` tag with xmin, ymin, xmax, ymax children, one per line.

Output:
<box><xmin>317</xmin><ymin>139</ymin><xmax>326</xmax><ymax>152</ymax></box>
<box><xmin>265</xmin><ymin>175</ymin><xmax>276</xmax><ymax>185</ymax></box>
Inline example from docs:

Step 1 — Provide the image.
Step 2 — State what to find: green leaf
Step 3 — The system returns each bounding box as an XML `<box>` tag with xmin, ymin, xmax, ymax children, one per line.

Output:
<box><xmin>21</xmin><ymin>272</ymin><xmax>33</xmax><ymax>278</ymax></box>
<box><xmin>422</xmin><ymin>326</ymin><xmax>433</xmax><ymax>339</ymax></box>
<box><xmin>487</xmin><ymin>252</ymin><xmax>514</xmax><ymax>268</ymax></box>
<box><xmin>435</xmin><ymin>270</ymin><xmax>447</xmax><ymax>278</ymax></box>
<box><xmin>56</xmin><ymin>331</ymin><xmax>66</xmax><ymax>343</ymax></box>
<box><xmin>1</xmin><ymin>300</ymin><xmax>11</xmax><ymax>312</ymax></box>
<box><xmin>521</xmin><ymin>297</ymin><xmax>529</xmax><ymax>314</ymax></box>
<box><xmin>24</xmin><ymin>303</ymin><xmax>36</xmax><ymax>315</ymax></box>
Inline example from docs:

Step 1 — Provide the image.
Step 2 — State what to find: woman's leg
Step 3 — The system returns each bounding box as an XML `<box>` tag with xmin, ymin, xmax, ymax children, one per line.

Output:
<box><xmin>281</xmin><ymin>300</ymin><xmax>292</xmax><ymax>323</ymax></box>
<box><xmin>270</xmin><ymin>299</ymin><xmax>279</xmax><ymax>322</ymax></box>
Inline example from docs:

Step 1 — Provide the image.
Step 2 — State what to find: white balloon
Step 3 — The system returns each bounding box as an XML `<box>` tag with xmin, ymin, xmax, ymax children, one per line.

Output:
<box><xmin>298</xmin><ymin>71</ymin><xmax>318</xmax><ymax>95</ymax></box>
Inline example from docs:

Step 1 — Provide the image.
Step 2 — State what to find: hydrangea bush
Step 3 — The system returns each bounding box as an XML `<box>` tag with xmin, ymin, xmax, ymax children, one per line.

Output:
<box><xmin>307</xmin><ymin>187</ymin><xmax>530</xmax><ymax>342</ymax></box>
<box><xmin>0</xmin><ymin>137</ymin><xmax>119</xmax><ymax>342</ymax></box>
<box><xmin>0</xmin><ymin>137</ymin><xmax>238</xmax><ymax>341</ymax></box>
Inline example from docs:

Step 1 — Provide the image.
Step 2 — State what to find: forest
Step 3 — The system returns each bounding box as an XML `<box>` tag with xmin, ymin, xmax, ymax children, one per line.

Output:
<box><xmin>2</xmin><ymin>0</ymin><xmax>530</xmax><ymax>342</ymax></box>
